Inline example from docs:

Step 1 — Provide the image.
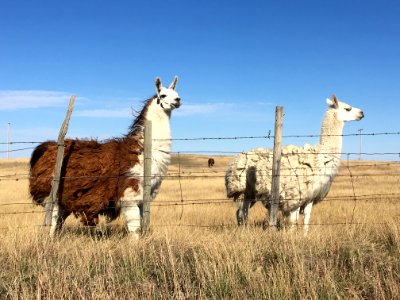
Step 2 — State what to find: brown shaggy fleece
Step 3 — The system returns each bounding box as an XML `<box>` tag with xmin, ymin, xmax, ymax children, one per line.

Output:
<box><xmin>29</xmin><ymin>137</ymin><xmax>142</xmax><ymax>225</ymax></box>
<box><xmin>29</xmin><ymin>97</ymin><xmax>155</xmax><ymax>226</ymax></box>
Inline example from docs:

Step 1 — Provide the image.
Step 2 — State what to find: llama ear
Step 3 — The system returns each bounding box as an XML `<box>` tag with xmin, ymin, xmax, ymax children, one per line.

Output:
<box><xmin>331</xmin><ymin>94</ymin><xmax>339</xmax><ymax>108</ymax></box>
<box><xmin>326</xmin><ymin>95</ymin><xmax>339</xmax><ymax>108</ymax></box>
<box><xmin>169</xmin><ymin>76</ymin><xmax>178</xmax><ymax>90</ymax></box>
<box><xmin>155</xmin><ymin>77</ymin><xmax>162</xmax><ymax>97</ymax></box>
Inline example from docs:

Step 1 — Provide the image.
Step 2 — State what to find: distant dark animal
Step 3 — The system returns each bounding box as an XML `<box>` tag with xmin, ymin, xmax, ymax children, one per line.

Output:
<box><xmin>29</xmin><ymin>76</ymin><xmax>181</xmax><ymax>239</ymax></box>
<box><xmin>208</xmin><ymin>158</ymin><xmax>215</xmax><ymax>168</ymax></box>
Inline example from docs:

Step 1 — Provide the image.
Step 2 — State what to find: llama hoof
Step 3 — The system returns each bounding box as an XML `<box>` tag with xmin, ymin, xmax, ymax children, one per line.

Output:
<box><xmin>236</xmin><ymin>210</ymin><xmax>248</xmax><ymax>226</ymax></box>
<box><xmin>237</xmin><ymin>219</ymin><xmax>246</xmax><ymax>226</ymax></box>
<box><xmin>128</xmin><ymin>231</ymin><xmax>141</xmax><ymax>241</ymax></box>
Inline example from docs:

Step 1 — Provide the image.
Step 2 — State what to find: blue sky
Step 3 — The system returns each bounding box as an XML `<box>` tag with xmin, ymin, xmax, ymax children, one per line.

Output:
<box><xmin>1</xmin><ymin>0</ymin><xmax>399</xmax><ymax>160</ymax></box>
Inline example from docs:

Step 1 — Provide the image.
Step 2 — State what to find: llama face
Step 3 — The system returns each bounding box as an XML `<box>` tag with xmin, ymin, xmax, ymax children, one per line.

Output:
<box><xmin>155</xmin><ymin>76</ymin><xmax>181</xmax><ymax>111</ymax></box>
<box><xmin>158</xmin><ymin>87</ymin><xmax>181</xmax><ymax>110</ymax></box>
<box><xmin>326</xmin><ymin>95</ymin><xmax>364</xmax><ymax>122</ymax></box>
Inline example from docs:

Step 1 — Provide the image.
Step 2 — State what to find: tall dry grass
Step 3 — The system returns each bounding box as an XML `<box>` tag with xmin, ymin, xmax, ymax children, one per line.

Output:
<box><xmin>0</xmin><ymin>156</ymin><xmax>400</xmax><ymax>299</ymax></box>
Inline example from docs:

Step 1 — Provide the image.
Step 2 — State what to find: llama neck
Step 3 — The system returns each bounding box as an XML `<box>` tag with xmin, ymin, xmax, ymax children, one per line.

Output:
<box><xmin>145</xmin><ymin>99</ymin><xmax>172</xmax><ymax>152</ymax></box>
<box><xmin>319</xmin><ymin>110</ymin><xmax>344</xmax><ymax>158</ymax></box>
<box><xmin>143</xmin><ymin>99</ymin><xmax>172</xmax><ymax>199</ymax></box>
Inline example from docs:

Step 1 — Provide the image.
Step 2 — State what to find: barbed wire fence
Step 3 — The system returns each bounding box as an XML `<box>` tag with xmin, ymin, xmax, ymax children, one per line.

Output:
<box><xmin>1</xmin><ymin>120</ymin><xmax>400</xmax><ymax>232</ymax></box>
<box><xmin>0</xmin><ymin>149</ymin><xmax>399</xmax><ymax>231</ymax></box>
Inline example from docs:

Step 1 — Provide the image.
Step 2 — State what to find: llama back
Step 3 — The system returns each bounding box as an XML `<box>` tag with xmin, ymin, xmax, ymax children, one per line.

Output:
<box><xmin>29</xmin><ymin>139</ymin><xmax>110</xmax><ymax>203</ymax></box>
<box><xmin>225</xmin><ymin>148</ymin><xmax>272</xmax><ymax>198</ymax></box>
<box><xmin>29</xmin><ymin>138</ymin><xmax>143</xmax><ymax>224</ymax></box>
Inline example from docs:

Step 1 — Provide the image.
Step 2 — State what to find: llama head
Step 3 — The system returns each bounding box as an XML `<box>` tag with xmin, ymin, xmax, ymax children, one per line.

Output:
<box><xmin>155</xmin><ymin>76</ymin><xmax>181</xmax><ymax>111</ymax></box>
<box><xmin>326</xmin><ymin>95</ymin><xmax>364</xmax><ymax>122</ymax></box>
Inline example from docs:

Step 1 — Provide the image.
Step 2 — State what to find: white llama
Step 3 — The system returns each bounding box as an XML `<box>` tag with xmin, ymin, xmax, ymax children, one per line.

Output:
<box><xmin>225</xmin><ymin>95</ymin><xmax>364</xmax><ymax>232</ymax></box>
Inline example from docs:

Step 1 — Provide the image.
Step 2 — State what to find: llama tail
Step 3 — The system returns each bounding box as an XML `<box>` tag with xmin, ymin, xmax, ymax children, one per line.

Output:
<box><xmin>29</xmin><ymin>141</ymin><xmax>55</xmax><ymax>205</ymax></box>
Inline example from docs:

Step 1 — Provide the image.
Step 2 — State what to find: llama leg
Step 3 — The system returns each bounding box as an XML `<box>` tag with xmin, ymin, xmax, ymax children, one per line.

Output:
<box><xmin>121</xmin><ymin>202</ymin><xmax>141</xmax><ymax>240</ymax></box>
<box><xmin>49</xmin><ymin>202</ymin><xmax>69</xmax><ymax>237</ymax></box>
<box><xmin>286</xmin><ymin>207</ymin><xmax>300</xmax><ymax>230</ymax></box>
<box><xmin>236</xmin><ymin>196</ymin><xmax>245</xmax><ymax>225</ymax></box>
<box><xmin>120</xmin><ymin>184</ymin><xmax>144</xmax><ymax>239</ymax></box>
<box><xmin>236</xmin><ymin>196</ymin><xmax>252</xmax><ymax>225</ymax></box>
<box><xmin>242</xmin><ymin>200</ymin><xmax>252</xmax><ymax>225</ymax></box>
<box><xmin>302</xmin><ymin>202</ymin><xmax>313</xmax><ymax>234</ymax></box>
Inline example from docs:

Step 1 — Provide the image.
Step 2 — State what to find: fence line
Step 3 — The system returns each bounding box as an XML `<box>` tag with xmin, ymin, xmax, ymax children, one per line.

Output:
<box><xmin>2</xmin><ymin>171</ymin><xmax>400</xmax><ymax>181</ymax></box>
<box><xmin>1</xmin><ymin>161</ymin><xmax>399</xmax><ymax>179</ymax></box>
<box><xmin>1</xmin><ymin>130</ymin><xmax>400</xmax><ymax>232</ymax></box>
<box><xmin>1</xmin><ymin>192</ymin><xmax>399</xmax><ymax>211</ymax></box>
<box><xmin>0</xmin><ymin>147</ymin><xmax>37</xmax><ymax>154</ymax></box>
<box><xmin>2</xmin><ymin>130</ymin><xmax>400</xmax><ymax>145</ymax></box>
<box><xmin>4</xmin><ymin>149</ymin><xmax>400</xmax><ymax>158</ymax></box>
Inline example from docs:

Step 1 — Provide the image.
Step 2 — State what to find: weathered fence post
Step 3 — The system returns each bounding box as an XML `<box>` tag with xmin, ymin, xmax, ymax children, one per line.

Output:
<box><xmin>269</xmin><ymin>106</ymin><xmax>284</xmax><ymax>229</ymax></box>
<box><xmin>142</xmin><ymin>120</ymin><xmax>152</xmax><ymax>235</ymax></box>
<box><xmin>43</xmin><ymin>96</ymin><xmax>76</xmax><ymax>227</ymax></box>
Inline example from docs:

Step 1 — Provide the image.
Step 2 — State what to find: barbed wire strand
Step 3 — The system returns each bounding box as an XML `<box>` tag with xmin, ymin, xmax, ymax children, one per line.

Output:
<box><xmin>2</xmin><ymin>144</ymin><xmax>400</xmax><ymax>159</ymax></box>
<box><xmin>1</xmin><ymin>193</ymin><xmax>399</xmax><ymax>215</ymax></box>
<box><xmin>2</xmin><ymin>170</ymin><xmax>400</xmax><ymax>182</ymax></box>
<box><xmin>2</xmin><ymin>130</ymin><xmax>400</xmax><ymax>145</ymax></box>
<box><xmin>1</xmin><ymin>192</ymin><xmax>399</xmax><ymax>209</ymax></box>
<box><xmin>2</xmin><ymin>161</ymin><xmax>400</xmax><ymax>180</ymax></box>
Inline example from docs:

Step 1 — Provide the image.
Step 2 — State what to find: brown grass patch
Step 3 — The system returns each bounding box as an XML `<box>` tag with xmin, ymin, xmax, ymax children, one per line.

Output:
<box><xmin>0</xmin><ymin>156</ymin><xmax>399</xmax><ymax>299</ymax></box>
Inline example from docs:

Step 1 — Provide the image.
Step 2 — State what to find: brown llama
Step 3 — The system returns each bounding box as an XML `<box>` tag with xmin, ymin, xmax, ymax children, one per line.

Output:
<box><xmin>29</xmin><ymin>76</ymin><xmax>181</xmax><ymax>238</ymax></box>
<box><xmin>208</xmin><ymin>158</ymin><xmax>215</xmax><ymax>168</ymax></box>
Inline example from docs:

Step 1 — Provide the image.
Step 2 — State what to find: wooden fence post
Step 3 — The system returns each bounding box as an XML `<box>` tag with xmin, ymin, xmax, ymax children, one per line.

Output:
<box><xmin>269</xmin><ymin>106</ymin><xmax>284</xmax><ymax>229</ymax></box>
<box><xmin>142</xmin><ymin>120</ymin><xmax>152</xmax><ymax>235</ymax></box>
<box><xmin>44</xmin><ymin>96</ymin><xmax>76</xmax><ymax>227</ymax></box>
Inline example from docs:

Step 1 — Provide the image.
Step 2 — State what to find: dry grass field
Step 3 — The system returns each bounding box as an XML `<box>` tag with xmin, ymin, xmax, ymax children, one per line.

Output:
<box><xmin>1</xmin><ymin>155</ymin><xmax>400</xmax><ymax>299</ymax></box>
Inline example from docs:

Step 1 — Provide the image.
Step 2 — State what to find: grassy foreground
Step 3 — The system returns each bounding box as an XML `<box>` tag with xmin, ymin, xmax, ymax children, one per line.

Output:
<box><xmin>0</xmin><ymin>157</ymin><xmax>400</xmax><ymax>299</ymax></box>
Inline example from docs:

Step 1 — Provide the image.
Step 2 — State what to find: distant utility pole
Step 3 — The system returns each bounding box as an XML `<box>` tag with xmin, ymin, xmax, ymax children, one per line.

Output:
<box><xmin>358</xmin><ymin>128</ymin><xmax>363</xmax><ymax>160</ymax></box>
<box><xmin>7</xmin><ymin>123</ymin><xmax>10</xmax><ymax>159</ymax></box>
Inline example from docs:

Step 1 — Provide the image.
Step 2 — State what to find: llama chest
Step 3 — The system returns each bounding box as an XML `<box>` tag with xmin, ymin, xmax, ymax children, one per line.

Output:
<box><xmin>150</xmin><ymin>147</ymin><xmax>171</xmax><ymax>198</ymax></box>
<box><xmin>312</xmin><ymin>156</ymin><xmax>340</xmax><ymax>201</ymax></box>
<box><xmin>128</xmin><ymin>142</ymin><xmax>171</xmax><ymax>201</ymax></box>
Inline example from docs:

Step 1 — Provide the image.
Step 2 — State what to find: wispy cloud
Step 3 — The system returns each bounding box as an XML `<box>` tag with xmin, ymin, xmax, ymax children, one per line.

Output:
<box><xmin>74</xmin><ymin>103</ymin><xmax>236</xmax><ymax>118</ymax></box>
<box><xmin>0</xmin><ymin>90</ymin><xmax>270</xmax><ymax>119</ymax></box>
<box><xmin>0</xmin><ymin>90</ymin><xmax>73</xmax><ymax>110</ymax></box>
<box><xmin>255</xmin><ymin>101</ymin><xmax>274</xmax><ymax>106</ymax></box>
<box><xmin>74</xmin><ymin>108</ymin><xmax>133</xmax><ymax>118</ymax></box>
<box><xmin>175</xmin><ymin>103</ymin><xmax>235</xmax><ymax>116</ymax></box>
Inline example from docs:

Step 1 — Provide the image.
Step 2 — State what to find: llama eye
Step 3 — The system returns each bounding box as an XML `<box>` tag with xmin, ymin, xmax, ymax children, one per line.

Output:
<box><xmin>345</xmin><ymin>107</ymin><xmax>352</xmax><ymax>112</ymax></box>
<box><xmin>160</xmin><ymin>94</ymin><xmax>167</xmax><ymax>99</ymax></box>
